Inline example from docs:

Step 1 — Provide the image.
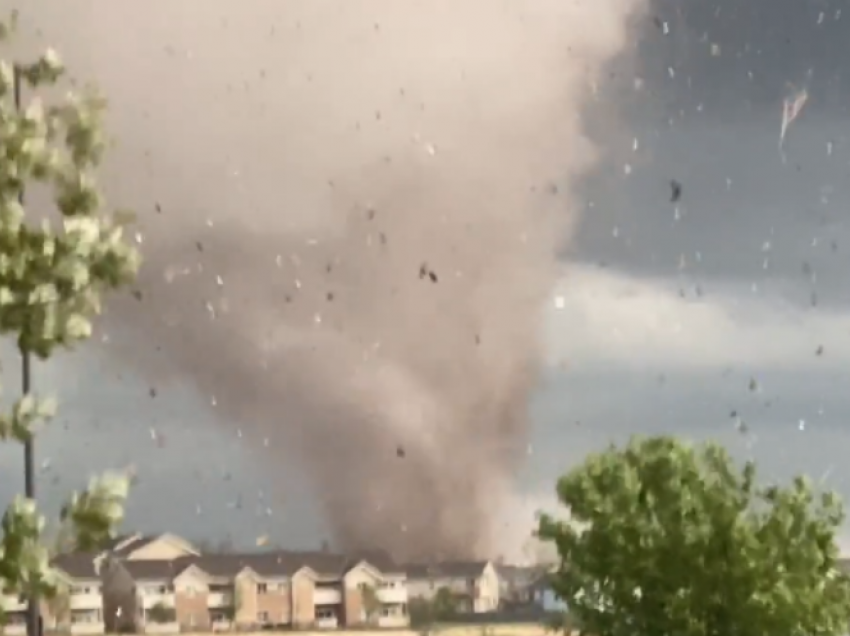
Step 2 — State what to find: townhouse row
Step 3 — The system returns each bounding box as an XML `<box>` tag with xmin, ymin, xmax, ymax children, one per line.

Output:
<box><xmin>1</xmin><ymin>533</ymin><xmax>520</xmax><ymax>635</ymax></box>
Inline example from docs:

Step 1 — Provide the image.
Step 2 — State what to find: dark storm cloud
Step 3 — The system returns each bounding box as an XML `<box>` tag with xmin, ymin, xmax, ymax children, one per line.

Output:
<box><xmin>6</xmin><ymin>0</ymin><xmax>850</xmax><ymax>557</ymax></box>
<box><xmin>571</xmin><ymin>0</ymin><xmax>850</xmax><ymax>310</ymax></box>
<box><xmin>641</xmin><ymin>0</ymin><xmax>850</xmax><ymax>117</ymax></box>
<box><xmin>530</xmin><ymin>364</ymin><xmax>850</xmax><ymax>492</ymax></box>
<box><xmin>575</xmin><ymin>120</ymin><xmax>850</xmax><ymax>301</ymax></box>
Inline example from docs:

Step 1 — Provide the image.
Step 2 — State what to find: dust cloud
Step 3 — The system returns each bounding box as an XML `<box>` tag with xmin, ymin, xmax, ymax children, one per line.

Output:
<box><xmin>15</xmin><ymin>0</ymin><xmax>642</xmax><ymax>560</ymax></box>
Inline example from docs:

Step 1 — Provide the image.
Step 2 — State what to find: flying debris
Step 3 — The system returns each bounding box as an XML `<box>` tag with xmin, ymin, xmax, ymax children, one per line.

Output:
<box><xmin>669</xmin><ymin>179</ymin><xmax>682</xmax><ymax>203</ymax></box>
<box><xmin>418</xmin><ymin>263</ymin><xmax>438</xmax><ymax>283</ymax></box>
<box><xmin>779</xmin><ymin>88</ymin><xmax>808</xmax><ymax>158</ymax></box>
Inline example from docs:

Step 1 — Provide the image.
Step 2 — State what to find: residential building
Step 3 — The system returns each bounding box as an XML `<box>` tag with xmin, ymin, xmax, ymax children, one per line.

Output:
<box><xmin>530</xmin><ymin>574</ymin><xmax>568</xmax><ymax>612</ymax></box>
<box><xmin>97</xmin><ymin>534</ymin><xmax>409</xmax><ymax>631</ymax></box>
<box><xmin>495</xmin><ymin>564</ymin><xmax>545</xmax><ymax>606</ymax></box>
<box><xmin>98</xmin><ymin>533</ymin><xmax>200</xmax><ymax>564</ymax></box>
<box><xmin>51</xmin><ymin>553</ymin><xmax>107</xmax><ymax>635</ymax></box>
<box><xmin>405</xmin><ymin>561</ymin><xmax>500</xmax><ymax>613</ymax></box>
<box><xmin>10</xmin><ymin>531</ymin><xmax>412</xmax><ymax>634</ymax></box>
<box><xmin>99</xmin><ymin>533</ymin><xmax>200</xmax><ymax>633</ymax></box>
<box><xmin>0</xmin><ymin>551</ymin><xmax>108</xmax><ymax>635</ymax></box>
<box><xmin>185</xmin><ymin>550</ymin><xmax>409</xmax><ymax>630</ymax></box>
<box><xmin>0</xmin><ymin>592</ymin><xmax>29</xmax><ymax>636</ymax></box>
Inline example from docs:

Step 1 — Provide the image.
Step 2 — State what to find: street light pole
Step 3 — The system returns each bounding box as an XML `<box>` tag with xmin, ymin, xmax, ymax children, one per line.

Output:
<box><xmin>13</xmin><ymin>63</ymin><xmax>40</xmax><ymax>636</ymax></box>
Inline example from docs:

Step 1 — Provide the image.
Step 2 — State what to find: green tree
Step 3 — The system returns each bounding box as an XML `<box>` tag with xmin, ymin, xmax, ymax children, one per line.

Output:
<box><xmin>147</xmin><ymin>602</ymin><xmax>175</xmax><ymax>624</ymax></box>
<box><xmin>538</xmin><ymin>435</ymin><xmax>850</xmax><ymax>636</ymax></box>
<box><xmin>360</xmin><ymin>583</ymin><xmax>381</xmax><ymax>624</ymax></box>
<box><xmin>409</xmin><ymin>588</ymin><xmax>460</xmax><ymax>632</ymax></box>
<box><xmin>408</xmin><ymin>597</ymin><xmax>436</xmax><ymax>629</ymax></box>
<box><xmin>221</xmin><ymin>584</ymin><xmax>241</xmax><ymax>626</ymax></box>
<box><xmin>44</xmin><ymin>581</ymin><xmax>70</xmax><ymax>629</ymax></box>
<box><xmin>432</xmin><ymin>587</ymin><xmax>459</xmax><ymax>620</ymax></box>
<box><xmin>0</xmin><ymin>9</ymin><xmax>140</xmax><ymax>626</ymax></box>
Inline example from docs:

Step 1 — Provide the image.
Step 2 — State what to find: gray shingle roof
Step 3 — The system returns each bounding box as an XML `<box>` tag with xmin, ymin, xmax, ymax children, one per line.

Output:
<box><xmin>186</xmin><ymin>550</ymin><xmax>402</xmax><ymax>579</ymax></box>
<box><xmin>112</xmin><ymin>536</ymin><xmax>158</xmax><ymax>557</ymax></box>
<box><xmin>404</xmin><ymin>561</ymin><xmax>489</xmax><ymax>579</ymax></box>
<box><xmin>52</xmin><ymin>552</ymin><xmax>100</xmax><ymax>580</ymax></box>
<box><xmin>110</xmin><ymin>548</ymin><xmax>402</xmax><ymax>582</ymax></box>
<box><xmin>122</xmin><ymin>559</ymin><xmax>190</xmax><ymax>581</ymax></box>
<box><xmin>350</xmin><ymin>550</ymin><xmax>403</xmax><ymax>575</ymax></box>
<box><xmin>191</xmin><ymin>553</ymin><xmax>309</xmax><ymax>578</ymax></box>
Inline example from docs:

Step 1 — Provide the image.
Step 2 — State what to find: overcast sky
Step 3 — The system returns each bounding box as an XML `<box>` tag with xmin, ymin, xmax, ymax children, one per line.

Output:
<box><xmin>3</xmin><ymin>0</ymin><xmax>850</xmax><ymax>555</ymax></box>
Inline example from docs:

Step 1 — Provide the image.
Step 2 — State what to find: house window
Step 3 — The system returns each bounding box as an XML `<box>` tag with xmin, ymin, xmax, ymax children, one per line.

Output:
<box><xmin>316</xmin><ymin>608</ymin><xmax>335</xmax><ymax>620</ymax></box>
<box><xmin>257</xmin><ymin>611</ymin><xmax>269</xmax><ymax>624</ymax></box>
<box><xmin>256</xmin><ymin>583</ymin><xmax>268</xmax><ymax>595</ymax></box>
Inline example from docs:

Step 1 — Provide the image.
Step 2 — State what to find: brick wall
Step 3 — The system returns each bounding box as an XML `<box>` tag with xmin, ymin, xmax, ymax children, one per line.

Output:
<box><xmin>291</xmin><ymin>576</ymin><xmax>315</xmax><ymax>627</ymax></box>
<box><xmin>343</xmin><ymin>587</ymin><xmax>363</xmax><ymax>627</ymax></box>
<box><xmin>234</xmin><ymin>575</ymin><xmax>257</xmax><ymax>627</ymax></box>
<box><xmin>256</xmin><ymin>584</ymin><xmax>291</xmax><ymax>624</ymax></box>
<box><xmin>175</xmin><ymin>591</ymin><xmax>211</xmax><ymax>631</ymax></box>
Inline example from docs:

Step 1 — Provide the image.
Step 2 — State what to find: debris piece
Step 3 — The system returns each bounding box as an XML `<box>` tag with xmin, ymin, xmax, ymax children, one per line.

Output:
<box><xmin>419</xmin><ymin>263</ymin><xmax>439</xmax><ymax>283</ymax></box>
<box><xmin>670</xmin><ymin>179</ymin><xmax>682</xmax><ymax>202</ymax></box>
<box><xmin>779</xmin><ymin>88</ymin><xmax>808</xmax><ymax>155</ymax></box>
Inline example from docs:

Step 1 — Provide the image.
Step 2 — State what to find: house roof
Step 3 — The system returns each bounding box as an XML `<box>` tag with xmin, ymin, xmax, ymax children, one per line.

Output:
<box><xmin>102</xmin><ymin>534</ymin><xmax>138</xmax><ymax>551</ymax></box>
<box><xmin>496</xmin><ymin>564</ymin><xmax>547</xmax><ymax>586</ymax></box>
<box><xmin>107</xmin><ymin>533</ymin><xmax>199</xmax><ymax>558</ymax></box>
<box><xmin>404</xmin><ymin>561</ymin><xmax>490</xmax><ymax>579</ymax></box>
<box><xmin>179</xmin><ymin>550</ymin><xmax>401</xmax><ymax>580</ymax></box>
<box><xmin>350</xmin><ymin>550</ymin><xmax>402</xmax><ymax>575</ymax></box>
<box><xmin>108</xmin><ymin>543</ymin><xmax>401</xmax><ymax>582</ymax></box>
<box><xmin>103</xmin><ymin>534</ymin><xmax>160</xmax><ymax>558</ymax></box>
<box><xmin>52</xmin><ymin>552</ymin><xmax>100</xmax><ymax>580</ymax></box>
<box><xmin>122</xmin><ymin>559</ymin><xmax>191</xmax><ymax>581</ymax></box>
<box><xmin>191</xmin><ymin>553</ymin><xmax>308</xmax><ymax>578</ymax></box>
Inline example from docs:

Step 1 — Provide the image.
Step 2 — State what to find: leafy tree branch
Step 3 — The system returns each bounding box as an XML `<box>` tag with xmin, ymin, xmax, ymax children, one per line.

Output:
<box><xmin>0</xmin><ymin>9</ymin><xmax>140</xmax><ymax>624</ymax></box>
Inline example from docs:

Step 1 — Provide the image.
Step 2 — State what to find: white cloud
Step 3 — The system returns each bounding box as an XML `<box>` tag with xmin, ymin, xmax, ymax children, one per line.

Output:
<box><xmin>545</xmin><ymin>265</ymin><xmax>847</xmax><ymax>369</ymax></box>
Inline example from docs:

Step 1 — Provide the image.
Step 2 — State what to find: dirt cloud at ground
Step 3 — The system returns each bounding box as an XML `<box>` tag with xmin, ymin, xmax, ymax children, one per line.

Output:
<box><xmin>12</xmin><ymin>0</ymin><xmax>643</xmax><ymax>560</ymax></box>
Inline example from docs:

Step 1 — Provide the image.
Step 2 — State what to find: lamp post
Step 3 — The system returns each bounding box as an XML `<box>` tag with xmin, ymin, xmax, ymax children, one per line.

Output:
<box><xmin>13</xmin><ymin>62</ymin><xmax>40</xmax><ymax>636</ymax></box>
